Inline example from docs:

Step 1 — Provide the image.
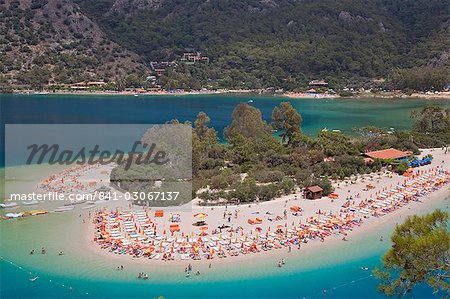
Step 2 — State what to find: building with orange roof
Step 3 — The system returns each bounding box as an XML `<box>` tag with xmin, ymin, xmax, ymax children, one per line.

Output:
<box><xmin>364</xmin><ymin>148</ymin><xmax>410</xmax><ymax>160</ymax></box>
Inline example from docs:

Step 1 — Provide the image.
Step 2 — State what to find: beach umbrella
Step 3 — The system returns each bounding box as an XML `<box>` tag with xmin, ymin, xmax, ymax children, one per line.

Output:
<box><xmin>194</xmin><ymin>213</ymin><xmax>208</xmax><ymax>219</ymax></box>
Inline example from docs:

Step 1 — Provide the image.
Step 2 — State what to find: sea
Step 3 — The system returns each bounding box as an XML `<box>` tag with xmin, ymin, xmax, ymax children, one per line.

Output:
<box><xmin>0</xmin><ymin>94</ymin><xmax>449</xmax><ymax>298</ymax></box>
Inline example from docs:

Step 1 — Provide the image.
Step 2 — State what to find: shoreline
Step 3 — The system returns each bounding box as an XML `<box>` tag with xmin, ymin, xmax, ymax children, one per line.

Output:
<box><xmin>2</xmin><ymin>90</ymin><xmax>450</xmax><ymax>100</ymax></box>
<box><xmin>83</xmin><ymin>188</ymin><xmax>450</xmax><ymax>270</ymax></box>
<box><xmin>79</xmin><ymin>148</ymin><xmax>450</xmax><ymax>269</ymax></box>
<box><xmin>0</xmin><ymin>148</ymin><xmax>449</xmax><ymax>284</ymax></box>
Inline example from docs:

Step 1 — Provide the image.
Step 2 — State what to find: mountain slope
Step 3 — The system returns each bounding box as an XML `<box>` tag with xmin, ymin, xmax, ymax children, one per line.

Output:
<box><xmin>0</xmin><ymin>0</ymin><xmax>149</xmax><ymax>87</ymax></box>
<box><xmin>74</xmin><ymin>0</ymin><xmax>448</xmax><ymax>89</ymax></box>
<box><xmin>1</xmin><ymin>0</ymin><xmax>448</xmax><ymax>89</ymax></box>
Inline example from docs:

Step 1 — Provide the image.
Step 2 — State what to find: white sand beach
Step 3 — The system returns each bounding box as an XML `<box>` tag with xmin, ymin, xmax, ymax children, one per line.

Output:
<box><xmin>2</xmin><ymin>148</ymin><xmax>449</xmax><ymax>273</ymax></box>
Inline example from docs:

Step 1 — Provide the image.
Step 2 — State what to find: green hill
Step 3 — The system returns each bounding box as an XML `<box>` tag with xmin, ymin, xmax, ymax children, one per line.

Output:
<box><xmin>1</xmin><ymin>0</ymin><xmax>448</xmax><ymax>90</ymax></box>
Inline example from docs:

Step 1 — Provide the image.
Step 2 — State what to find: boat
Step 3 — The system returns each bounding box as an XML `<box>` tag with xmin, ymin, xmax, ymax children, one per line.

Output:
<box><xmin>29</xmin><ymin>276</ymin><xmax>39</xmax><ymax>282</ymax></box>
<box><xmin>22</xmin><ymin>200</ymin><xmax>39</xmax><ymax>206</ymax></box>
<box><xmin>82</xmin><ymin>205</ymin><xmax>97</xmax><ymax>210</ymax></box>
<box><xmin>28</xmin><ymin>210</ymin><xmax>47</xmax><ymax>216</ymax></box>
<box><xmin>53</xmin><ymin>205</ymin><xmax>75</xmax><ymax>213</ymax></box>
<box><xmin>5</xmin><ymin>212</ymin><xmax>23</xmax><ymax>219</ymax></box>
<box><xmin>247</xmin><ymin>99</ymin><xmax>254</xmax><ymax>103</ymax></box>
<box><xmin>0</xmin><ymin>202</ymin><xmax>19</xmax><ymax>209</ymax></box>
<box><xmin>332</xmin><ymin>129</ymin><xmax>341</xmax><ymax>133</ymax></box>
<box><xmin>65</xmin><ymin>199</ymin><xmax>86</xmax><ymax>206</ymax></box>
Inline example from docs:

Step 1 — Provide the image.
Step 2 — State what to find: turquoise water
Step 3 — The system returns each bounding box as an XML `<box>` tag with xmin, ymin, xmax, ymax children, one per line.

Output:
<box><xmin>1</xmin><ymin>94</ymin><xmax>449</xmax><ymax>135</ymax></box>
<box><xmin>1</xmin><ymin>94</ymin><xmax>449</xmax><ymax>298</ymax></box>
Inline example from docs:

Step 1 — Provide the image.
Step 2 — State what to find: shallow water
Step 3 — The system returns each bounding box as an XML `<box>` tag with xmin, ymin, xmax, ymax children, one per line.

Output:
<box><xmin>1</xmin><ymin>165</ymin><xmax>448</xmax><ymax>298</ymax></box>
<box><xmin>1</xmin><ymin>94</ymin><xmax>449</xmax><ymax>298</ymax></box>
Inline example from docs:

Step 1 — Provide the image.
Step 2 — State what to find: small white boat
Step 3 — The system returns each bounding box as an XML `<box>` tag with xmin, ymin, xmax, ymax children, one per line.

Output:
<box><xmin>29</xmin><ymin>276</ymin><xmax>39</xmax><ymax>282</ymax></box>
<box><xmin>247</xmin><ymin>99</ymin><xmax>254</xmax><ymax>103</ymax></box>
<box><xmin>22</xmin><ymin>200</ymin><xmax>39</xmax><ymax>206</ymax></box>
<box><xmin>5</xmin><ymin>212</ymin><xmax>23</xmax><ymax>218</ymax></box>
<box><xmin>0</xmin><ymin>202</ymin><xmax>19</xmax><ymax>209</ymax></box>
<box><xmin>53</xmin><ymin>205</ymin><xmax>75</xmax><ymax>212</ymax></box>
<box><xmin>82</xmin><ymin>205</ymin><xmax>97</xmax><ymax>210</ymax></box>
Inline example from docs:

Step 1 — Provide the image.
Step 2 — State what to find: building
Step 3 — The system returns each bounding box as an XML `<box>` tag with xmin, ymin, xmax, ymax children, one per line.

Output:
<box><xmin>304</xmin><ymin>185</ymin><xmax>323</xmax><ymax>200</ymax></box>
<box><xmin>309</xmin><ymin>80</ymin><xmax>328</xmax><ymax>87</ymax></box>
<box><xmin>364</xmin><ymin>148</ymin><xmax>410</xmax><ymax>160</ymax></box>
<box><xmin>70</xmin><ymin>81</ymin><xmax>106</xmax><ymax>89</ymax></box>
<box><xmin>155</xmin><ymin>69</ymin><xmax>165</xmax><ymax>77</ymax></box>
<box><xmin>180</xmin><ymin>52</ymin><xmax>209</xmax><ymax>64</ymax></box>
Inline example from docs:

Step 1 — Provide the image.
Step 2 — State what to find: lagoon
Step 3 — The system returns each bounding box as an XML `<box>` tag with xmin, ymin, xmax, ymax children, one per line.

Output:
<box><xmin>2</xmin><ymin>94</ymin><xmax>450</xmax><ymax>136</ymax></box>
<box><xmin>0</xmin><ymin>94</ymin><xmax>449</xmax><ymax>298</ymax></box>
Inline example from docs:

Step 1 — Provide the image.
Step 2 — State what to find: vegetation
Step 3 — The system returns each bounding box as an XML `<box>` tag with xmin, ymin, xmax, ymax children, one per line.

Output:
<box><xmin>390</xmin><ymin>67</ymin><xmax>449</xmax><ymax>91</ymax></box>
<box><xmin>1</xmin><ymin>0</ymin><xmax>448</xmax><ymax>90</ymax></box>
<box><xmin>110</xmin><ymin>103</ymin><xmax>448</xmax><ymax>206</ymax></box>
<box><xmin>410</xmin><ymin>106</ymin><xmax>450</xmax><ymax>147</ymax></box>
<box><xmin>190</xmin><ymin>102</ymin><xmax>442</xmax><ymax>205</ymax></box>
<box><xmin>374</xmin><ymin>209</ymin><xmax>450</xmax><ymax>297</ymax></box>
<box><xmin>0</xmin><ymin>0</ymin><xmax>148</xmax><ymax>86</ymax></box>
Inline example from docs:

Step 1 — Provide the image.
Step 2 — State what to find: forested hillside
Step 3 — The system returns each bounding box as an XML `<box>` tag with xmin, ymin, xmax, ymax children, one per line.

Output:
<box><xmin>1</xmin><ymin>0</ymin><xmax>448</xmax><ymax>90</ymax></box>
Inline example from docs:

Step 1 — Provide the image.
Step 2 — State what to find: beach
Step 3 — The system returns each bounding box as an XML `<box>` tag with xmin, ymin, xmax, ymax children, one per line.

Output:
<box><xmin>2</xmin><ymin>149</ymin><xmax>449</xmax><ymax>273</ymax></box>
<box><xmin>0</xmin><ymin>149</ymin><xmax>449</xmax><ymax>299</ymax></box>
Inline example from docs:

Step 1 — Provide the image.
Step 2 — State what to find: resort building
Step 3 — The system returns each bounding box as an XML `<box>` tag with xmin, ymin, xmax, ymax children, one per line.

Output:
<box><xmin>180</xmin><ymin>52</ymin><xmax>210</xmax><ymax>64</ymax></box>
<box><xmin>155</xmin><ymin>69</ymin><xmax>166</xmax><ymax>77</ymax></box>
<box><xmin>308</xmin><ymin>80</ymin><xmax>328</xmax><ymax>87</ymax></box>
<box><xmin>70</xmin><ymin>81</ymin><xmax>107</xmax><ymax>89</ymax></box>
<box><xmin>304</xmin><ymin>185</ymin><xmax>323</xmax><ymax>200</ymax></box>
<box><xmin>363</xmin><ymin>148</ymin><xmax>410</xmax><ymax>161</ymax></box>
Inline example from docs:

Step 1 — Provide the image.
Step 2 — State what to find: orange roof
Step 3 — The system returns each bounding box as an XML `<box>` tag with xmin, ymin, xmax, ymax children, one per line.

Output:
<box><xmin>365</xmin><ymin>148</ymin><xmax>408</xmax><ymax>160</ymax></box>
<box><xmin>305</xmin><ymin>185</ymin><xmax>323</xmax><ymax>193</ymax></box>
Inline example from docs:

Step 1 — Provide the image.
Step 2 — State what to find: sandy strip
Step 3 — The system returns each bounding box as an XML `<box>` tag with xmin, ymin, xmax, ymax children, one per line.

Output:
<box><xmin>77</xmin><ymin>148</ymin><xmax>449</xmax><ymax>267</ymax></box>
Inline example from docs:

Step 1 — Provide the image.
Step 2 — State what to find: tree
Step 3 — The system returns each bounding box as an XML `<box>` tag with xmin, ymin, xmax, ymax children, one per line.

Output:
<box><xmin>224</xmin><ymin>103</ymin><xmax>271</xmax><ymax>140</ymax></box>
<box><xmin>411</xmin><ymin>106</ymin><xmax>450</xmax><ymax>134</ymax></box>
<box><xmin>394</xmin><ymin>160</ymin><xmax>409</xmax><ymax>175</ymax></box>
<box><xmin>374</xmin><ymin>209</ymin><xmax>450</xmax><ymax>297</ymax></box>
<box><xmin>192</xmin><ymin>112</ymin><xmax>220</xmax><ymax>175</ymax></box>
<box><xmin>390</xmin><ymin>67</ymin><xmax>449</xmax><ymax>91</ymax></box>
<box><xmin>272</xmin><ymin>102</ymin><xmax>303</xmax><ymax>145</ymax></box>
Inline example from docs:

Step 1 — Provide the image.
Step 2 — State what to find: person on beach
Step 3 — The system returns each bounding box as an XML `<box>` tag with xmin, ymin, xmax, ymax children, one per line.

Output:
<box><xmin>59</xmin><ymin>251</ymin><xmax>64</xmax><ymax>255</ymax></box>
<box><xmin>41</xmin><ymin>247</ymin><xmax>46</xmax><ymax>254</ymax></box>
<box><xmin>30</xmin><ymin>250</ymin><xmax>35</xmax><ymax>255</ymax></box>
